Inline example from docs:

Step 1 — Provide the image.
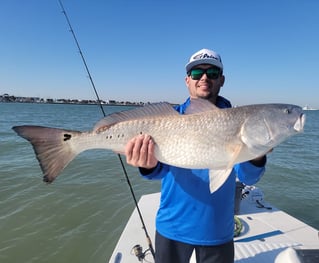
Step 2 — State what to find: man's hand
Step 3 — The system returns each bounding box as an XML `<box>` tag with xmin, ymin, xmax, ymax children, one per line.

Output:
<box><xmin>125</xmin><ymin>134</ymin><xmax>158</xmax><ymax>169</ymax></box>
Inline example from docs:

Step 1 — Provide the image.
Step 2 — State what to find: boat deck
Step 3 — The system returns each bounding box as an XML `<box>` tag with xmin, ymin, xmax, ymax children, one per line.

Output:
<box><xmin>109</xmin><ymin>191</ymin><xmax>319</xmax><ymax>262</ymax></box>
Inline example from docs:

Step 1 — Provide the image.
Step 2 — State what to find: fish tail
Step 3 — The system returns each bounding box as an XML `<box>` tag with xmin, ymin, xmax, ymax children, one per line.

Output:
<box><xmin>12</xmin><ymin>125</ymin><xmax>82</xmax><ymax>183</ymax></box>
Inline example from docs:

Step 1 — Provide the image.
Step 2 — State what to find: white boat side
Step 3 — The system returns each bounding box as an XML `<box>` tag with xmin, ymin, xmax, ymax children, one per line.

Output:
<box><xmin>109</xmin><ymin>189</ymin><xmax>319</xmax><ymax>263</ymax></box>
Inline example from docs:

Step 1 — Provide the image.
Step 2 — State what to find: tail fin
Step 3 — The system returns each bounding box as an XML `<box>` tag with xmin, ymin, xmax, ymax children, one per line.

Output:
<box><xmin>12</xmin><ymin>125</ymin><xmax>82</xmax><ymax>183</ymax></box>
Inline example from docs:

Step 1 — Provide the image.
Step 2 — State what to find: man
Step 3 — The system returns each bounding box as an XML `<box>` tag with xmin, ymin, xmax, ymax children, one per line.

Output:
<box><xmin>125</xmin><ymin>48</ymin><xmax>267</xmax><ymax>263</ymax></box>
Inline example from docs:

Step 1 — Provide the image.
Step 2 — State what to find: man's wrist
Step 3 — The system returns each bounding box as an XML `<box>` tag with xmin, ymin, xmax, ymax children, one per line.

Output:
<box><xmin>249</xmin><ymin>155</ymin><xmax>267</xmax><ymax>167</ymax></box>
<box><xmin>139</xmin><ymin>163</ymin><xmax>159</xmax><ymax>175</ymax></box>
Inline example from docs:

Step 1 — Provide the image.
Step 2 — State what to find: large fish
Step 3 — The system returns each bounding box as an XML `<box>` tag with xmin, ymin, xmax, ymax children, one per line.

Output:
<box><xmin>12</xmin><ymin>99</ymin><xmax>305</xmax><ymax>193</ymax></box>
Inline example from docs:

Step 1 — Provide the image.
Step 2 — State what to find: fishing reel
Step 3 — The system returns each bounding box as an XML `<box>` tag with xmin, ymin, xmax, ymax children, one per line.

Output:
<box><xmin>131</xmin><ymin>244</ymin><xmax>152</xmax><ymax>262</ymax></box>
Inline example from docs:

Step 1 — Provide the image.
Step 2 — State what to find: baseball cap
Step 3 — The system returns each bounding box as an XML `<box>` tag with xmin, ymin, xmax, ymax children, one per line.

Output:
<box><xmin>185</xmin><ymin>48</ymin><xmax>223</xmax><ymax>72</ymax></box>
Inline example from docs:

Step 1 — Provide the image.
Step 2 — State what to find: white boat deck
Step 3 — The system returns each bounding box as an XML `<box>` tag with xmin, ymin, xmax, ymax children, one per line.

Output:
<box><xmin>109</xmin><ymin>191</ymin><xmax>319</xmax><ymax>263</ymax></box>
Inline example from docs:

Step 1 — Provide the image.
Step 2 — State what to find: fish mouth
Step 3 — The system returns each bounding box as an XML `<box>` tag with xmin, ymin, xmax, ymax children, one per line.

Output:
<box><xmin>294</xmin><ymin>113</ymin><xmax>306</xmax><ymax>132</ymax></box>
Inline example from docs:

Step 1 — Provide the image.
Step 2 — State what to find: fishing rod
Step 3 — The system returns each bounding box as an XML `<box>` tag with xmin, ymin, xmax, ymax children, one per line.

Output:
<box><xmin>57</xmin><ymin>0</ymin><xmax>155</xmax><ymax>260</ymax></box>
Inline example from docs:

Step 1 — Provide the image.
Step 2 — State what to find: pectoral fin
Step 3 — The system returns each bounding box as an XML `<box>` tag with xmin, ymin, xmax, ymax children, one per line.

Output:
<box><xmin>227</xmin><ymin>143</ymin><xmax>244</xmax><ymax>165</ymax></box>
<box><xmin>209</xmin><ymin>143</ymin><xmax>243</xmax><ymax>193</ymax></box>
<box><xmin>209</xmin><ymin>168</ymin><xmax>233</xmax><ymax>193</ymax></box>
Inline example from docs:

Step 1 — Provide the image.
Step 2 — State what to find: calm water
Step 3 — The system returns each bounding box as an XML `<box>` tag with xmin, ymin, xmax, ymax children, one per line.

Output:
<box><xmin>0</xmin><ymin>103</ymin><xmax>318</xmax><ymax>263</ymax></box>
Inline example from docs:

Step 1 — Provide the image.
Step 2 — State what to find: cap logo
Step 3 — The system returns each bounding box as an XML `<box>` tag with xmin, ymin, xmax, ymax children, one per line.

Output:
<box><xmin>193</xmin><ymin>52</ymin><xmax>219</xmax><ymax>61</ymax></box>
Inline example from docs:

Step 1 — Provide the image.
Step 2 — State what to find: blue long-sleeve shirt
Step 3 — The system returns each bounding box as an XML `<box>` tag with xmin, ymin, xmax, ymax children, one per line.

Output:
<box><xmin>140</xmin><ymin>96</ymin><xmax>265</xmax><ymax>245</ymax></box>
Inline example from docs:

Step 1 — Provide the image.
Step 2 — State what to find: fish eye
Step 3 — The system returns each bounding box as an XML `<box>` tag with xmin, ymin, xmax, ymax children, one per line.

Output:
<box><xmin>284</xmin><ymin>108</ymin><xmax>292</xmax><ymax>114</ymax></box>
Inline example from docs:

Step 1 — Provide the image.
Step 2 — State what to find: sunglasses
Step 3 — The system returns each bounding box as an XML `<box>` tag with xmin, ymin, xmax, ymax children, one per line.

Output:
<box><xmin>188</xmin><ymin>67</ymin><xmax>221</xmax><ymax>80</ymax></box>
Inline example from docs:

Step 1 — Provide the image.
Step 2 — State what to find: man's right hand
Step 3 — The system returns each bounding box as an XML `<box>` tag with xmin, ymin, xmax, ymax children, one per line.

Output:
<box><xmin>125</xmin><ymin>134</ymin><xmax>158</xmax><ymax>169</ymax></box>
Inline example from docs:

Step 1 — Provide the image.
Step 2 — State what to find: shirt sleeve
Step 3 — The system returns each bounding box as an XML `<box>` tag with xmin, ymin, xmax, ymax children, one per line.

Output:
<box><xmin>139</xmin><ymin>162</ymin><xmax>169</xmax><ymax>180</ymax></box>
<box><xmin>234</xmin><ymin>158</ymin><xmax>266</xmax><ymax>185</ymax></box>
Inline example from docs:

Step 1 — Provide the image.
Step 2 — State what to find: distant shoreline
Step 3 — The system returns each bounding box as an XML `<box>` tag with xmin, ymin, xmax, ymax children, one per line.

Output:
<box><xmin>0</xmin><ymin>93</ymin><xmax>146</xmax><ymax>106</ymax></box>
<box><xmin>0</xmin><ymin>101</ymin><xmax>142</xmax><ymax>107</ymax></box>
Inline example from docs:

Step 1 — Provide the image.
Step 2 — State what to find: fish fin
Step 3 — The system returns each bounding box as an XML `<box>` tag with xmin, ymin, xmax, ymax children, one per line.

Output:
<box><xmin>185</xmin><ymin>98</ymin><xmax>219</xmax><ymax>114</ymax></box>
<box><xmin>209</xmin><ymin>144</ymin><xmax>243</xmax><ymax>193</ymax></box>
<box><xmin>209</xmin><ymin>168</ymin><xmax>233</xmax><ymax>193</ymax></box>
<box><xmin>93</xmin><ymin>102</ymin><xmax>178</xmax><ymax>132</ymax></box>
<box><xmin>12</xmin><ymin>125</ymin><xmax>82</xmax><ymax>183</ymax></box>
<box><xmin>227</xmin><ymin>143</ymin><xmax>244</xmax><ymax>166</ymax></box>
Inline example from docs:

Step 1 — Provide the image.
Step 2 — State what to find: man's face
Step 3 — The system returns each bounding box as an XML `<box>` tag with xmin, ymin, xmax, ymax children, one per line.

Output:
<box><xmin>185</xmin><ymin>64</ymin><xmax>225</xmax><ymax>104</ymax></box>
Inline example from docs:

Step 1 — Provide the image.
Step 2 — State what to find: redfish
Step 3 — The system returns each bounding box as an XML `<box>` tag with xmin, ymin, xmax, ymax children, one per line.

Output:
<box><xmin>12</xmin><ymin>99</ymin><xmax>305</xmax><ymax>193</ymax></box>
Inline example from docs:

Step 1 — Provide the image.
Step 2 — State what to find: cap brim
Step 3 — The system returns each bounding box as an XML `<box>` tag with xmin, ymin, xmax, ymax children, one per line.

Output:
<box><xmin>186</xmin><ymin>59</ymin><xmax>223</xmax><ymax>72</ymax></box>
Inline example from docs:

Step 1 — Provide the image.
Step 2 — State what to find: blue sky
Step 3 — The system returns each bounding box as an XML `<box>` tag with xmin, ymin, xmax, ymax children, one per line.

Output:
<box><xmin>1</xmin><ymin>0</ymin><xmax>318</xmax><ymax>107</ymax></box>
